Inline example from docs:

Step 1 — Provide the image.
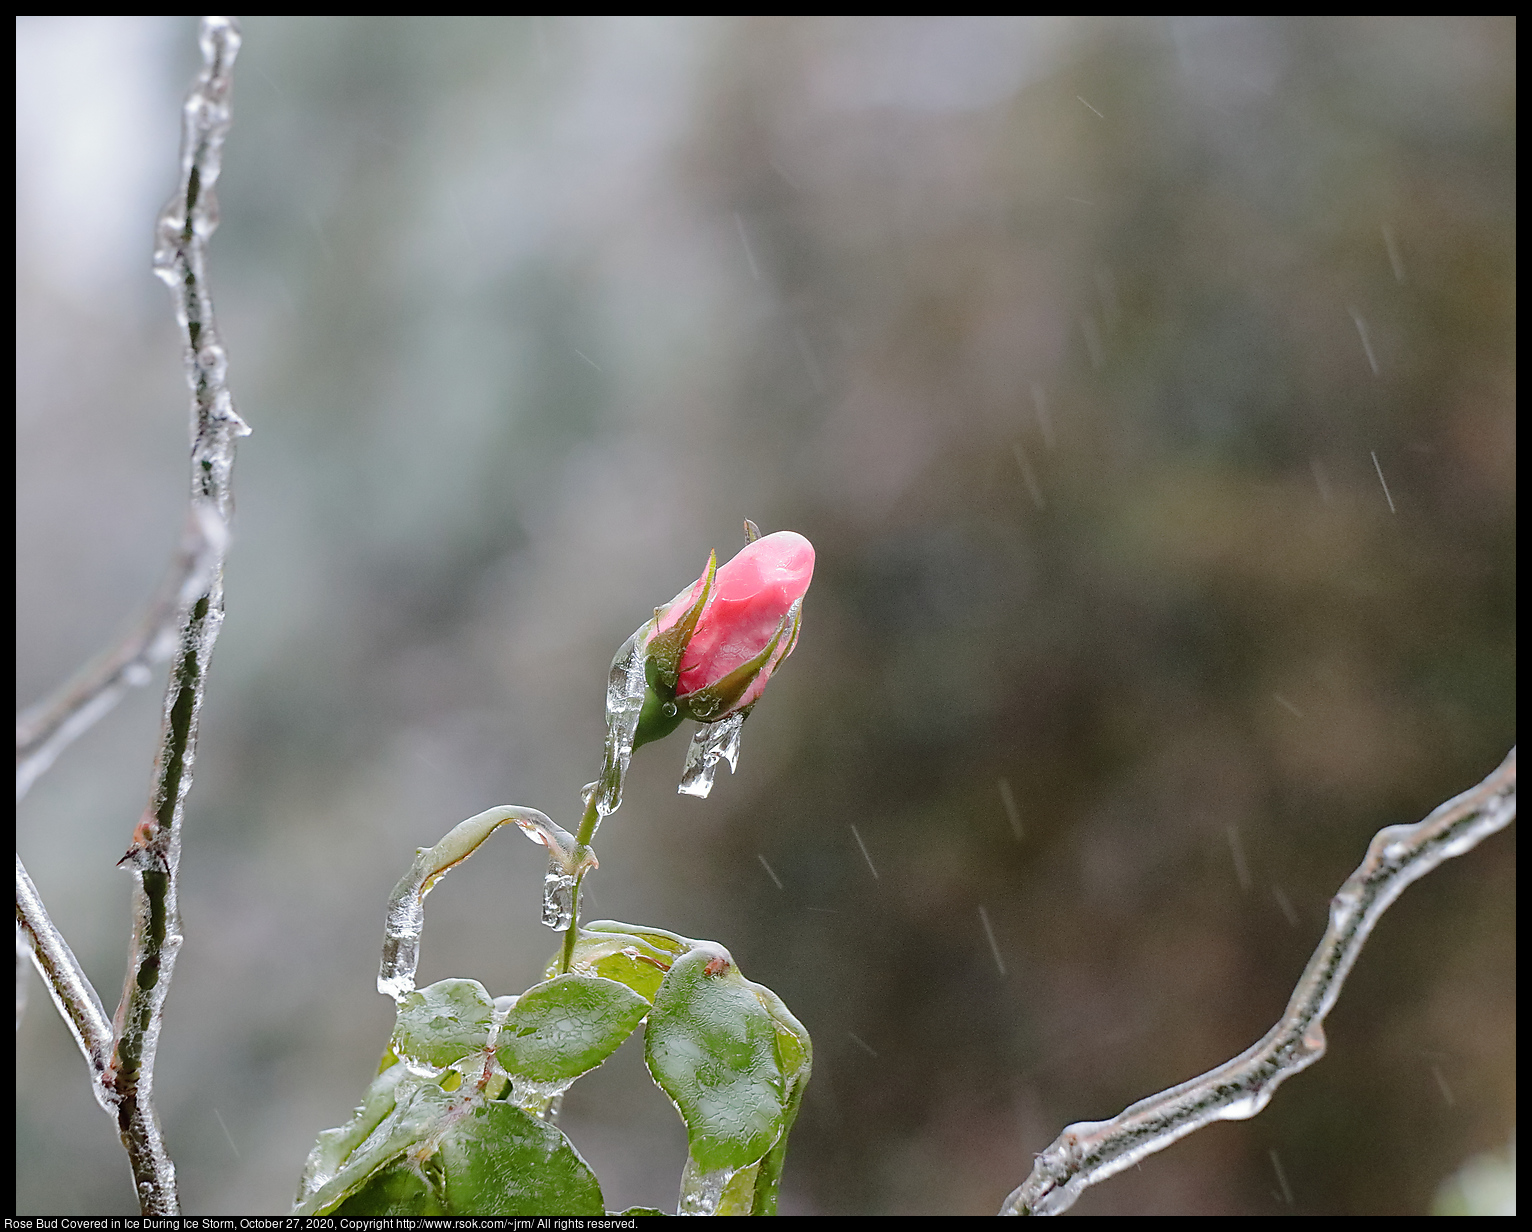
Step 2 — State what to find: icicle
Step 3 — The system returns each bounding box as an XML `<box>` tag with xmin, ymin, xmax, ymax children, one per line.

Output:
<box><xmin>677</xmin><ymin>1156</ymin><xmax>738</xmax><ymax>1216</ymax></box>
<box><xmin>509</xmin><ymin>1074</ymin><xmax>576</xmax><ymax>1121</ymax></box>
<box><xmin>542</xmin><ymin>866</ymin><xmax>578</xmax><ymax>931</ymax></box>
<box><xmin>379</xmin><ymin>807</ymin><xmax>581</xmax><ymax>999</ymax></box>
<box><xmin>510</xmin><ymin>812</ymin><xmax>597</xmax><ymax>932</ymax></box>
<box><xmin>678</xmin><ymin>711</ymin><xmax>747</xmax><ymax>799</ymax></box>
<box><xmin>591</xmin><ymin>619</ymin><xmax>654</xmax><ymax>822</ymax></box>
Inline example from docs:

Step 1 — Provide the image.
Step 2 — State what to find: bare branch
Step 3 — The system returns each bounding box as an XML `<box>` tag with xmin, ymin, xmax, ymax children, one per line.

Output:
<box><xmin>1002</xmin><ymin>746</ymin><xmax>1517</xmax><ymax>1216</ymax></box>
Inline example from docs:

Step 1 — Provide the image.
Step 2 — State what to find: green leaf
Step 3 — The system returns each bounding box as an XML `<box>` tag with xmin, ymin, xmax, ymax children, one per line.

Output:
<box><xmin>332</xmin><ymin>1158</ymin><xmax>445</xmax><ymax>1215</ymax></box>
<box><xmin>583</xmin><ymin>920</ymin><xmax>692</xmax><ymax>958</ymax></box>
<box><xmin>644</xmin><ymin>945</ymin><xmax>787</xmax><ymax>1175</ymax></box>
<box><xmin>497</xmin><ymin>973</ymin><xmax>649</xmax><ymax>1083</ymax></box>
<box><xmin>746</xmin><ymin>979</ymin><xmax>812</xmax><ymax>1090</ymax></box>
<box><xmin>392</xmin><ymin>978</ymin><xmax>497</xmax><ymax>1069</ymax></box>
<box><xmin>741</xmin><ymin>979</ymin><xmax>813</xmax><ymax>1215</ymax></box>
<box><xmin>548</xmin><ymin>929</ymin><xmax>678</xmax><ymax>1004</ymax></box>
<box><xmin>295</xmin><ymin>1062</ymin><xmax>409</xmax><ymax>1207</ymax></box>
<box><xmin>332</xmin><ymin>1100</ymin><xmax>605</xmax><ymax>1216</ymax></box>
<box><xmin>296</xmin><ymin>1078</ymin><xmax>457</xmax><ymax>1215</ymax></box>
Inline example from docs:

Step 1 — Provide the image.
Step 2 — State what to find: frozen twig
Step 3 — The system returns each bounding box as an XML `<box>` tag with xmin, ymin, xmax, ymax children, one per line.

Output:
<box><xmin>1002</xmin><ymin>747</ymin><xmax>1516</xmax><ymax>1216</ymax></box>
<box><xmin>15</xmin><ymin>856</ymin><xmax>114</xmax><ymax>1093</ymax></box>
<box><xmin>16</xmin><ymin>502</ymin><xmax>228</xmax><ymax>804</ymax></box>
<box><xmin>16</xmin><ymin>16</ymin><xmax>251</xmax><ymax>1217</ymax></box>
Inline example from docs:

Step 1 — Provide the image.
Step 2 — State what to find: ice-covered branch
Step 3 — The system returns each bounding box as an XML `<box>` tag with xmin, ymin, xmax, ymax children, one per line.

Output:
<box><xmin>16</xmin><ymin>502</ymin><xmax>229</xmax><ymax>804</ymax></box>
<box><xmin>1001</xmin><ymin>746</ymin><xmax>1517</xmax><ymax>1216</ymax></box>
<box><xmin>15</xmin><ymin>855</ymin><xmax>115</xmax><ymax>1096</ymax></box>
<box><xmin>88</xmin><ymin>16</ymin><xmax>244</xmax><ymax>1216</ymax></box>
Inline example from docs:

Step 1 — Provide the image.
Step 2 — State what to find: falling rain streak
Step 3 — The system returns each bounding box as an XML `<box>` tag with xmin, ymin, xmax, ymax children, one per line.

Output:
<box><xmin>850</xmin><ymin>824</ymin><xmax>879</xmax><ymax>880</ymax></box>
<box><xmin>757</xmin><ymin>853</ymin><xmax>783</xmax><ymax>890</ymax></box>
<box><xmin>1309</xmin><ymin>457</ymin><xmax>1333</xmax><ymax>505</ymax></box>
<box><xmin>212</xmin><ymin>1107</ymin><xmax>240</xmax><ymax>1160</ymax></box>
<box><xmin>1371</xmin><ymin>450</ymin><xmax>1397</xmax><ymax>513</ymax></box>
<box><xmin>1269</xmin><ymin>1148</ymin><xmax>1294</xmax><ymax>1206</ymax></box>
<box><xmin>1012</xmin><ymin>442</ymin><xmax>1045</xmax><ymax>510</ymax></box>
<box><xmin>733</xmin><ymin>211</ymin><xmax>761</xmax><ymax>281</ymax></box>
<box><xmin>1431</xmin><ymin>1065</ymin><xmax>1455</xmax><ymax>1107</ymax></box>
<box><xmin>1272</xmin><ymin>693</ymin><xmax>1303</xmax><ymax>719</ymax></box>
<box><xmin>978</xmin><ymin>905</ymin><xmax>1006</xmax><ymax>975</ymax></box>
<box><xmin>1382</xmin><ymin>223</ymin><xmax>1406</xmax><ymax>283</ymax></box>
<box><xmin>1271</xmin><ymin>884</ymin><xmax>1300</xmax><ymax>929</ymax></box>
<box><xmin>847</xmin><ymin>1031</ymin><xmax>879</xmax><ymax>1058</ymax></box>
<box><xmin>1226</xmin><ymin>826</ymin><xmax>1252</xmax><ymax>893</ymax></box>
<box><xmin>1349</xmin><ymin>307</ymin><xmax>1380</xmax><ymax>376</ymax></box>
<box><xmin>445</xmin><ymin>186</ymin><xmax>472</xmax><ymax>247</ymax></box>
<box><xmin>1076</xmin><ymin>94</ymin><xmax>1105</xmax><ymax>119</ymax></box>
<box><xmin>1080</xmin><ymin>313</ymin><xmax>1105</xmax><ymax>370</ymax></box>
<box><xmin>793</xmin><ymin>326</ymin><xmax>826</xmax><ymax>394</ymax></box>
<box><xmin>998</xmin><ymin>776</ymin><xmax>1024</xmax><ymax>841</ymax></box>
<box><xmin>1031</xmin><ymin>383</ymin><xmax>1055</xmax><ymax>449</ymax></box>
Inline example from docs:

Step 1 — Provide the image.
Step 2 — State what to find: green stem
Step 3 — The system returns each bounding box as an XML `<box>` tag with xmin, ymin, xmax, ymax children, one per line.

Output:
<box><xmin>558</xmin><ymin>797</ymin><xmax>602</xmax><ymax>974</ymax></box>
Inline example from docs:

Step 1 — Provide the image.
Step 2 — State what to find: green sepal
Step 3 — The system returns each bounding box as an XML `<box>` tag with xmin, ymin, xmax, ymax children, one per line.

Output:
<box><xmin>496</xmin><ymin>973</ymin><xmax>649</xmax><ymax>1083</ymax></box>
<box><xmin>633</xmin><ymin>678</ymin><xmax>685</xmax><ymax>752</ymax></box>
<box><xmin>717</xmin><ymin>1161</ymin><xmax>763</xmax><ymax>1215</ymax></box>
<box><xmin>644</xmin><ymin>946</ymin><xmax>787</xmax><ymax>1175</ymax></box>
<box><xmin>645</xmin><ymin>550</ymin><xmax>717</xmax><ymax>688</ymax></box>
<box><xmin>391</xmin><ymin>978</ymin><xmax>497</xmax><ymax>1070</ymax></box>
<box><xmin>677</xmin><ymin>608</ymin><xmax>793</xmax><ymax>723</ymax></box>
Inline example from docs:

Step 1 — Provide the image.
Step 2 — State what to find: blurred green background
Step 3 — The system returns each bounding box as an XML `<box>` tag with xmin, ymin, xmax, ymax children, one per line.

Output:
<box><xmin>16</xmin><ymin>16</ymin><xmax>1514</xmax><ymax>1216</ymax></box>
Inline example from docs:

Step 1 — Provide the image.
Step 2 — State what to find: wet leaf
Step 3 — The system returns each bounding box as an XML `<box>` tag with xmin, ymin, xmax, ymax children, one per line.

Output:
<box><xmin>332</xmin><ymin>1100</ymin><xmax>605</xmax><ymax>1216</ymax></box>
<box><xmin>644</xmin><ymin>946</ymin><xmax>787</xmax><ymax>1175</ymax></box>
<box><xmin>584</xmin><ymin>919</ymin><xmax>692</xmax><ymax>958</ymax></box>
<box><xmin>742</xmin><ymin>979</ymin><xmax>813</xmax><ymax>1215</ymax></box>
<box><xmin>391</xmin><ymin>978</ymin><xmax>497</xmax><ymax>1069</ymax></box>
<box><xmin>295</xmin><ymin>1079</ymin><xmax>456</xmax><ymax>1215</ymax></box>
<box><xmin>295</xmin><ymin>1062</ymin><xmax>409</xmax><ymax>1206</ymax></box>
<box><xmin>549</xmin><ymin>928</ymin><xmax>680</xmax><ymax>1004</ymax></box>
<box><xmin>497</xmin><ymin>973</ymin><xmax>649</xmax><ymax>1083</ymax></box>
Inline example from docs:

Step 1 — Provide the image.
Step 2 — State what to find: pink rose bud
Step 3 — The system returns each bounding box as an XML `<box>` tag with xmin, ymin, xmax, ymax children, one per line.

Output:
<box><xmin>634</xmin><ymin>530</ymin><xmax>814</xmax><ymax>748</ymax></box>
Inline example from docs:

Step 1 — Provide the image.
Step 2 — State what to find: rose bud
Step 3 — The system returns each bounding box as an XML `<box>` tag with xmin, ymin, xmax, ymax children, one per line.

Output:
<box><xmin>633</xmin><ymin>530</ymin><xmax>814</xmax><ymax>749</ymax></box>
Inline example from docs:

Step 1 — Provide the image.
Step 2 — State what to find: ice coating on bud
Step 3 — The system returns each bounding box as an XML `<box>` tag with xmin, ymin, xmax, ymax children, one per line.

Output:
<box><xmin>606</xmin><ymin>529</ymin><xmax>814</xmax><ymax>807</ymax></box>
<box><xmin>668</xmin><ymin>531</ymin><xmax>814</xmax><ymax>706</ymax></box>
